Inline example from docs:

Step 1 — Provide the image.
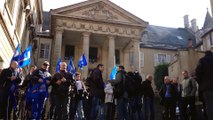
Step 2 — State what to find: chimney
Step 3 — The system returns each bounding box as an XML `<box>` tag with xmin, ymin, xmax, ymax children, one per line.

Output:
<box><xmin>191</xmin><ymin>19</ymin><xmax>198</xmax><ymax>32</ymax></box>
<box><xmin>188</xmin><ymin>38</ymin><xmax>193</xmax><ymax>48</ymax></box>
<box><xmin>183</xmin><ymin>15</ymin><xmax>190</xmax><ymax>28</ymax></box>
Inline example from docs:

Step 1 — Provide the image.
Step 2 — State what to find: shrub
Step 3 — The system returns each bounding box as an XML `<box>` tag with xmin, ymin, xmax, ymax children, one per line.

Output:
<box><xmin>154</xmin><ymin>64</ymin><xmax>169</xmax><ymax>90</ymax></box>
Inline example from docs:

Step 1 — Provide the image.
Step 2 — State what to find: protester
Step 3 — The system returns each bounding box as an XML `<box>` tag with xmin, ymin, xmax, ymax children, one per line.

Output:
<box><xmin>50</xmin><ymin>62</ymin><xmax>72</xmax><ymax>120</ymax></box>
<box><xmin>142</xmin><ymin>74</ymin><xmax>155</xmax><ymax>120</ymax></box>
<box><xmin>29</xmin><ymin>61</ymin><xmax>51</xmax><ymax>119</ymax></box>
<box><xmin>110</xmin><ymin>65</ymin><xmax>129</xmax><ymax>120</ymax></box>
<box><xmin>159</xmin><ymin>76</ymin><xmax>177</xmax><ymax>120</ymax></box>
<box><xmin>73</xmin><ymin>72</ymin><xmax>87</xmax><ymax>120</ymax></box>
<box><xmin>0</xmin><ymin>61</ymin><xmax>21</xmax><ymax>120</ymax></box>
<box><xmin>128</xmin><ymin>71</ymin><xmax>143</xmax><ymax>120</ymax></box>
<box><xmin>89</xmin><ymin>64</ymin><xmax>105</xmax><ymax>120</ymax></box>
<box><xmin>24</xmin><ymin>65</ymin><xmax>37</xmax><ymax>119</ymax></box>
<box><xmin>104</xmin><ymin>79</ymin><xmax>115</xmax><ymax>120</ymax></box>
<box><xmin>196</xmin><ymin>50</ymin><xmax>213</xmax><ymax>120</ymax></box>
<box><xmin>180</xmin><ymin>70</ymin><xmax>197</xmax><ymax>120</ymax></box>
<box><xmin>171</xmin><ymin>77</ymin><xmax>182</xmax><ymax>118</ymax></box>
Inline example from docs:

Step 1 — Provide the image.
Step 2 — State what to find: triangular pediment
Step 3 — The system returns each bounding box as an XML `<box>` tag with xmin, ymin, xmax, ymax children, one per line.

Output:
<box><xmin>51</xmin><ymin>0</ymin><xmax>148</xmax><ymax>26</ymax></box>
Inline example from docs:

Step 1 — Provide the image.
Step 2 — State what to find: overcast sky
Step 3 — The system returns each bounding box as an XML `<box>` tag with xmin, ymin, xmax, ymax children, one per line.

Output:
<box><xmin>42</xmin><ymin>0</ymin><xmax>211</xmax><ymax>28</ymax></box>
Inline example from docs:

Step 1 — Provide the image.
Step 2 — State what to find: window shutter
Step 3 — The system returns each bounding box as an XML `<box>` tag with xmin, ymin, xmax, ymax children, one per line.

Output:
<box><xmin>154</xmin><ymin>54</ymin><xmax>158</xmax><ymax>66</ymax></box>
<box><xmin>140</xmin><ymin>52</ymin><xmax>144</xmax><ymax>67</ymax></box>
<box><xmin>166</xmin><ymin>54</ymin><xmax>171</xmax><ymax>63</ymax></box>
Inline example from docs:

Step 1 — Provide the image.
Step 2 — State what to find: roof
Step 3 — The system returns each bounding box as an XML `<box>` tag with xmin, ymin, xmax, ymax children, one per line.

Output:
<box><xmin>202</xmin><ymin>10</ymin><xmax>213</xmax><ymax>30</ymax></box>
<box><xmin>141</xmin><ymin>25</ymin><xmax>196</xmax><ymax>50</ymax></box>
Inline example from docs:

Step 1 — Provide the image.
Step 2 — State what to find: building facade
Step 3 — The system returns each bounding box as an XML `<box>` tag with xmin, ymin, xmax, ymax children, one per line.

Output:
<box><xmin>35</xmin><ymin>0</ymin><xmax>148</xmax><ymax>79</ymax></box>
<box><xmin>0</xmin><ymin>0</ymin><xmax>43</xmax><ymax>68</ymax></box>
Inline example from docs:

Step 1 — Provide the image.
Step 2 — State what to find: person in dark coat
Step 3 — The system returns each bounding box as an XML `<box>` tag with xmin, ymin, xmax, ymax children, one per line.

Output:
<box><xmin>195</xmin><ymin>51</ymin><xmax>213</xmax><ymax>120</ymax></box>
<box><xmin>0</xmin><ymin>61</ymin><xmax>21</xmax><ymax>120</ymax></box>
<box><xmin>111</xmin><ymin>65</ymin><xmax>129</xmax><ymax>120</ymax></box>
<box><xmin>159</xmin><ymin>76</ymin><xmax>177</xmax><ymax>120</ymax></box>
<box><xmin>90</xmin><ymin>64</ymin><xmax>105</xmax><ymax>120</ymax></box>
<box><xmin>51</xmin><ymin>62</ymin><xmax>73</xmax><ymax>120</ymax></box>
<box><xmin>142</xmin><ymin>74</ymin><xmax>155</xmax><ymax>120</ymax></box>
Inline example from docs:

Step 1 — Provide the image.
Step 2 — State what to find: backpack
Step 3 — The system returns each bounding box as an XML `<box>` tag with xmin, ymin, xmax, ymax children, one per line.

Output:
<box><xmin>125</xmin><ymin>75</ymin><xmax>135</xmax><ymax>96</ymax></box>
<box><xmin>113</xmin><ymin>72</ymin><xmax>126</xmax><ymax>98</ymax></box>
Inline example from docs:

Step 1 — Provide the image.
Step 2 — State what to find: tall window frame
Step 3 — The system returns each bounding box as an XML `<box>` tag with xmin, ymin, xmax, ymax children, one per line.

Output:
<box><xmin>64</xmin><ymin>45</ymin><xmax>75</xmax><ymax>60</ymax></box>
<box><xmin>39</xmin><ymin>43</ymin><xmax>50</xmax><ymax>59</ymax></box>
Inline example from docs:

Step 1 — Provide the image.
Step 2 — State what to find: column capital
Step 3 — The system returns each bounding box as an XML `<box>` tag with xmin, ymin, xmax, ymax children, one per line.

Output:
<box><xmin>82</xmin><ymin>32</ymin><xmax>91</xmax><ymax>37</ymax></box>
<box><xmin>55</xmin><ymin>28</ymin><xmax>64</xmax><ymax>33</ymax></box>
<box><xmin>107</xmin><ymin>35</ymin><xmax>116</xmax><ymax>40</ymax></box>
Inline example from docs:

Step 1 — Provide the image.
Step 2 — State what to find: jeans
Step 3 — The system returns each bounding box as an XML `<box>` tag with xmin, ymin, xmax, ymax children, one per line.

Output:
<box><xmin>117</xmin><ymin>98</ymin><xmax>129</xmax><ymax>120</ymax></box>
<box><xmin>104</xmin><ymin>103</ymin><xmax>115</xmax><ymax>120</ymax></box>
<box><xmin>90</xmin><ymin>96</ymin><xmax>104</xmax><ymax>120</ymax></box>
<box><xmin>144</xmin><ymin>97</ymin><xmax>154</xmax><ymax>120</ymax></box>
<box><xmin>75</xmin><ymin>100</ymin><xmax>85</xmax><ymax>120</ymax></box>
<box><xmin>203</xmin><ymin>91</ymin><xmax>213</xmax><ymax>120</ymax></box>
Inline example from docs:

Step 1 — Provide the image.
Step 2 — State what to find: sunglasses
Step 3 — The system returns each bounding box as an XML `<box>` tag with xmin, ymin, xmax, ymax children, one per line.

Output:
<box><xmin>43</xmin><ymin>63</ymin><xmax>49</xmax><ymax>66</ymax></box>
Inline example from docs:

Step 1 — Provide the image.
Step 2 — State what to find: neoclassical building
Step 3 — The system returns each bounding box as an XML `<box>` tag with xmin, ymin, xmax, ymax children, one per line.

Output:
<box><xmin>35</xmin><ymin>0</ymin><xmax>148</xmax><ymax>79</ymax></box>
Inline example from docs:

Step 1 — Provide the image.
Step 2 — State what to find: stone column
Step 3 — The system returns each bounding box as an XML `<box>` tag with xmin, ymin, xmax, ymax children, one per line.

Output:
<box><xmin>108</xmin><ymin>36</ymin><xmax>115</xmax><ymax>79</ymax></box>
<box><xmin>51</xmin><ymin>28</ymin><xmax>63</xmax><ymax>73</ymax></box>
<box><xmin>82</xmin><ymin>32</ymin><xmax>90</xmax><ymax>78</ymax></box>
<box><xmin>132</xmin><ymin>39</ymin><xmax>141</xmax><ymax>72</ymax></box>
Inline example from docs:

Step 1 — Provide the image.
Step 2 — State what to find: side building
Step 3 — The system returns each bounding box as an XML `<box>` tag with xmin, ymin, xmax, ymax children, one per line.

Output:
<box><xmin>141</xmin><ymin>25</ymin><xmax>196</xmax><ymax>90</ymax></box>
<box><xmin>0</xmin><ymin>0</ymin><xmax>43</xmax><ymax>68</ymax></box>
<box><xmin>169</xmin><ymin>10</ymin><xmax>213</xmax><ymax>81</ymax></box>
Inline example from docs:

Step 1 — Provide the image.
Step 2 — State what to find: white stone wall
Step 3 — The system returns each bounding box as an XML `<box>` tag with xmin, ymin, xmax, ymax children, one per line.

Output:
<box><xmin>0</xmin><ymin>0</ymin><xmax>43</xmax><ymax>68</ymax></box>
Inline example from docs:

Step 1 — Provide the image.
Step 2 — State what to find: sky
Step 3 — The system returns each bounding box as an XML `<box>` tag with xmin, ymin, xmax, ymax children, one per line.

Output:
<box><xmin>42</xmin><ymin>0</ymin><xmax>211</xmax><ymax>28</ymax></box>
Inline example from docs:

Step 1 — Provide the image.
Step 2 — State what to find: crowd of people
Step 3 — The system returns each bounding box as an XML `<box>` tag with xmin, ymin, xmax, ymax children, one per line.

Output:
<box><xmin>0</xmin><ymin>50</ymin><xmax>213</xmax><ymax>120</ymax></box>
<box><xmin>0</xmin><ymin>60</ymin><xmax>157</xmax><ymax>120</ymax></box>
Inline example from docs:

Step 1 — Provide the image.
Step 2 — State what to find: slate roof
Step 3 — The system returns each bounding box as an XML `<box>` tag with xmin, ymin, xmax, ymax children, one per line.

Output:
<box><xmin>140</xmin><ymin>25</ymin><xmax>196</xmax><ymax>50</ymax></box>
<box><xmin>202</xmin><ymin>10</ymin><xmax>213</xmax><ymax>30</ymax></box>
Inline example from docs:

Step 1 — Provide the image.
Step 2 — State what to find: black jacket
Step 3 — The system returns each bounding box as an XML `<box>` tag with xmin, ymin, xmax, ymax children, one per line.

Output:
<box><xmin>142</xmin><ymin>79</ymin><xmax>154</xmax><ymax>98</ymax></box>
<box><xmin>196</xmin><ymin>53</ymin><xmax>213</xmax><ymax>91</ymax></box>
<box><xmin>51</xmin><ymin>70</ymin><xmax>73</xmax><ymax>96</ymax></box>
<box><xmin>159</xmin><ymin>83</ymin><xmax>177</xmax><ymax>100</ymax></box>
<box><xmin>89</xmin><ymin>68</ymin><xmax>105</xmax><ymax>99</ymax></box>
<box><xmin>0</xmin><ymin>67</ymin><xmax>21</xmax><ymax>92</ymax></box>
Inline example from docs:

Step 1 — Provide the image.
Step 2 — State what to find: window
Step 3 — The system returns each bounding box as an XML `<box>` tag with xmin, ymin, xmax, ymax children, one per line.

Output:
<box><xmin>115</xmin><ymin>50</ymin><xmax>120</xmax><ymax>65</ymax></box>
<box><xmin>16</xmin><ymin>3</ymin><xmax>23</xmax><ymax>36</ymax></box>
<box><xmin>129</xmin><ymin>51</ymin><xmax>134</xmax><ymax>66</ymax></box>
<box><xmin>158</xmin><ymin>54</ymin><xmax>166</xmax><ymax>64</ymax></box>
<box><xmin>89</xmin><ymin>47</ymin><xmax>98</xmax><ymax>63</ymax></box>
<box><xmin>140</xmin><ymin>52</ymin><xmax>144</xmax><ymax>67</ymax></box>
<box><xmin>65</xmin><ymin>45</ymin><xmax>75</xmax><ymax>60</ymax></box>
<box><xmin>40</xmin><ymin>43</ymin><xmax>50</xmax><ymax>59</ymax></box>
<box><xmin>154</xmin><ymin>54</ymin><xmax>171</xmax><ymax>66</ymax></box>
<box><xmin>210</xmin><ymin>33</ymin><xmax>213</xmax><ymax>46</ymax></box>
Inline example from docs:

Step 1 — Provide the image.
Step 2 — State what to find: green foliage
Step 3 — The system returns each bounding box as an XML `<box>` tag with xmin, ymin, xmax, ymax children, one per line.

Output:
<box><xmin>154</xmin><ymin>64</ymin><xmax>169</xmax><ymax>90</ymax></box>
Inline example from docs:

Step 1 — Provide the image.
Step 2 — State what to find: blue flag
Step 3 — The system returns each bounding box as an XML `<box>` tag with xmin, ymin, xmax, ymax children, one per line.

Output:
<box><xmin>110</xmin><ymin>66</ymin><xmax>118</xmax><ymax>80</ymax></box>
<box><xmin>19</xmin><ymin>45</ymin><xmax>32</xmax><ymax>68</ymax></box>
<box><xmin>78</xmin><ymin>53</ymin><xmax>87</xmax><ymax>70</ymax></box>
<box><xmin>55</xmin><ymin>58</ymin><xmax>62</xmax><ymax>73</ymax></box>
<box><xmin>67</xmin><ymin>57</ymin><xmax>76</xmax><ymax>75</ymax></box>
<box><xmin>11</xmin><ymin>44</ymin><xmax>21</xmax><ymax>62</ymax></box>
